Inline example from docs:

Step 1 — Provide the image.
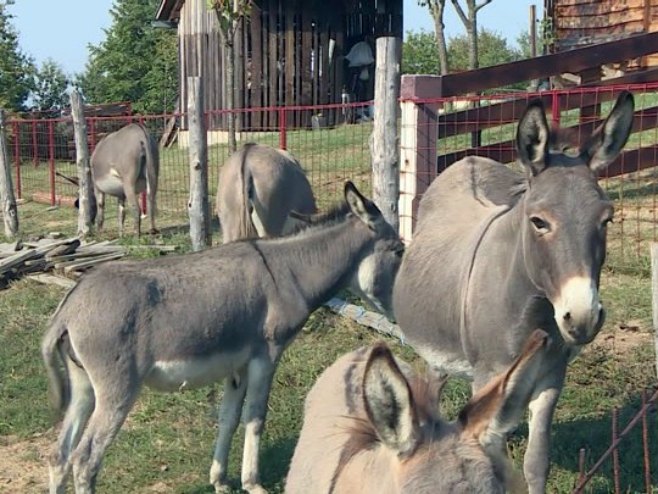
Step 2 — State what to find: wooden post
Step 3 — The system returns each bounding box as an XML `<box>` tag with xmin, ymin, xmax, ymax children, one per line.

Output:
<box><xmin>0</xmin><ymin>109</ymin><xmax>18</xmax><ymax>238</ymax></box>
<box><xmin>187</xmin><ymin>76</ymin><xmax>211</xmax><ymax>251</ymax></box>
<box><xmin>372</xmin><ymin>37</ymin><xmax>401</xmax><ymax>232</ymax></box>
<box><xmin>70</xmin><ymin>90</ymin><xmax>94</xmax><ymax>237</ymax></box>
<box><xmin>398</xmin><ymin>75</ymin><xmax>440</xmax><ymax>243</ymax></box>
<box><xmin>651</xmin><ymin>243</ymin><xmax>658</xmax><ymax>375</ymax></box>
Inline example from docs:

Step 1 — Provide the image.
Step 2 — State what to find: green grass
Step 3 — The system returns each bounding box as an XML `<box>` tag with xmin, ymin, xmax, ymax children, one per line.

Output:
<box><xmin>1</xmin><ymin>198</ymin><xmax>658</xmax><ymax>493</ymax></box>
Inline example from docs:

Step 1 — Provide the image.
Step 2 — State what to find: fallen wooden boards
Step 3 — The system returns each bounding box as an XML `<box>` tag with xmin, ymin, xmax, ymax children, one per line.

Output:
<box><xmin>0</xmin><ymin>237</ymin><xmax>126</xmax><ymax>289</ymax></box>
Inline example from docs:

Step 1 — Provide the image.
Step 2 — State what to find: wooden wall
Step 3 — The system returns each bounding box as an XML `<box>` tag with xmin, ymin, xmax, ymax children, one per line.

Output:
<box><xmin>175</xmin><ymin>0</ymin><xmax>402</xmax><ymax>130</ymax></box>
<box><xmin>547</xmin><ymin>0</ymin><xmax>658</xmax><ymax>67</ymax></box>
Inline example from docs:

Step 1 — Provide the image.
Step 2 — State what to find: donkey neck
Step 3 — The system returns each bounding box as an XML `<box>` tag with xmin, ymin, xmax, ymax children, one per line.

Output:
<box><xmin>266</xmin><ymin>217</ymin><xmax>373</xmax><ymax>309</ymax></box>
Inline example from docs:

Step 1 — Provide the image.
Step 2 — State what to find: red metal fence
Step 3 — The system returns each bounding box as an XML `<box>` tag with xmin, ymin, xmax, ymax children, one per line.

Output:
<box><xmin>8</xmin><ymin>101</ymin><xmax>375</xmax><ymax>229</ymax></box>
<box><xmin>399</xmin><ymin>81</ymin><xmax>658</xmax><ymax>270</ymax></box>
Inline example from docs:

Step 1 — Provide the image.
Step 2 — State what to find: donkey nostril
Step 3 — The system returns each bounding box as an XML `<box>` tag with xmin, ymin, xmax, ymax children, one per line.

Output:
<box><xmin>563</xmin><ymin>312</ymin><xmax>571</xmax><ymax>321</ymax></box>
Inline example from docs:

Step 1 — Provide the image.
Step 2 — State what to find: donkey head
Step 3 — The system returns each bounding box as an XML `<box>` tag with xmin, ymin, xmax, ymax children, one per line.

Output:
<box><xmin>515</xmin><ymin>91</ymin><xmax>634</xmax><ymax>345</ymax></box>
<box><xmin>343</xmin><ymin>181</ymin><xmax>404</xmax><ymax>320</ymax></box>
<box><xmin>361</xmin><ymin>329</ymin><xmax>550</xmax><ymax>493</ymax></box>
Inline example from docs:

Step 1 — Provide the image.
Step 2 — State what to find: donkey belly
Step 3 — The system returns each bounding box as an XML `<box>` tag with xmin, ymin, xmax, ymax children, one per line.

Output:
<box><xmin>145</xmin><ymin>347</ymin><xmax>251</xmax><ymax>392</ymax></box>
<box><xmin>95</xmin><ymin>172</ymin><xmax>125</xmax><ymax>197</ymax></box>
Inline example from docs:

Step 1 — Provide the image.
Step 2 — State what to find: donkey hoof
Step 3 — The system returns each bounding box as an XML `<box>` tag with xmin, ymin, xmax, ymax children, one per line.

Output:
<box><xmin>243</xmin><ymin>484</ymin><xmax>268</xmax><ymax>494</ymax></box>
<box><xmin>149</xmin><ymin>228</ymin><xmax>160</xmax><ymax>235</ymax></box>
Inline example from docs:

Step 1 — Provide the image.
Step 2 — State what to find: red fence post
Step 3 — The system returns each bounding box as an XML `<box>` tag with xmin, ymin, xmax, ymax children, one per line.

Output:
<box><xmin>48</xmin><ymin>120</ymin><xmax>55</xmax><ymax>206</ymax></box>
<box><xmin>279</xmin><ymin>108</ymin><xmax>287</xmax><ymax>150</ymax></box>
<box><xmin>551</xmin><ymin>90</ymin><xmax>561</xmax><ymax>129</ymax></box>
<box><xmin>13</xmin><ymin>121</ymin><xmax>21</xmax><ymax>200</ymax></box>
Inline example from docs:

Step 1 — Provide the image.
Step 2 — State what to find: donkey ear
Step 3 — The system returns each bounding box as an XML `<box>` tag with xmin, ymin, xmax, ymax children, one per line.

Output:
<box><xmin>459</xmin><ymin>329</ymin><xmax>550</xmax><ymax>449</ymax></box>
<box><xmin>583</xmin><ymin>91</ymin><xmax>634</xmax><ymax>172</ymax></box>
<box><xmin>363</xmin><ymin>343</ymin><xmax>420</xmax><ymax>456</ymax></box>
<box><xmin>344</xmin><ymin>181</ymin><xmax>382</xmax><ymax>230</ymax></box>
<box><xmin>516</xmin><ymin>99</ymin><xmax>551</xmax><ymax>176</ymax></box>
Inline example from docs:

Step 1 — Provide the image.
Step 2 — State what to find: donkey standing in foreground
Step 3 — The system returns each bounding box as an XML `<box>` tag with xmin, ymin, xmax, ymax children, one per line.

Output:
<box><xmin>217</xmin><ymin>142</ymin><xmax>317</xmax><ymax>243</ymax></box>
<box><xmin>287</xmin><ymin>330</ymin><xmax>551</xmax><ymax>494</ymax></box>
<box><xmin>393</xmin><ymin>91</ymin><xmax>635</xmax><ymax>493</ymax></box>
<box><xmin>42</xmin><ymin>181</ymin><xmax>403</xmax><ymax>494</ymax></box>
<box><xmin>89</xmin><ymin>122</ymin><xmax>159</xmax><ymax>236</ymax></box>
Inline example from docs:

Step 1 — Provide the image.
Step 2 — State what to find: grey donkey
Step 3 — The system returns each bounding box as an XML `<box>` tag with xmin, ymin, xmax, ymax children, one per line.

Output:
<box><xmin>88</xmin><ymin>122</ymin><xmax>159</xmax><ymax>236</ymax></box>
<box><xmin>393</xmin><ymin>91</ymin><xmax>635</xmax><ymax>493</ymax></box>
<box><xmin>42</xmin><ymin>181</ymin><xmax>404</xmax><ymax>494</ymax></box>
<box><xmin>216</xmin><ymin>142</ymin><xmax>317</xmax><ymax>243</ymax></box>
<box><xmin>287</xmin><ymin>330</ymin><xmax>551</xmax><ymax>494</ymax></box>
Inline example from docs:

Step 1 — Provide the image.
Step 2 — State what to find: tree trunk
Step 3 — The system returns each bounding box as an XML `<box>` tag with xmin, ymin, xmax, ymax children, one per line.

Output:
<box><xmin>70</xmin><ymin>90</ymin><xmax>94</xmax><ymax>238</ymax></box>
<box><xmin>371</xmin><ymin>37</ymin><xmax>401</xmax><ymax>232</ymax></box>
<box><xmin>0</xmin><ymin>109</ymin><xmax>18</xmax><ymax>238</ymax></box>
<box><xmin>430</xmin><ymin>2</ymin><xmax>450</xmax><ymax>75</ymax></box>
<box><xmin>468</xmin><ymin>12</ymin><xmax>478</xmax><ymax>70</ymax></box>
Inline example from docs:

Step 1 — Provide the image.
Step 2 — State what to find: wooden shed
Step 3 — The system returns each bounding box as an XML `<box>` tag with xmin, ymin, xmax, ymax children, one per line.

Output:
<box><xmin>545</xmin><ymin>0</ymin><xmax>658</xmax><ymax>70</ymax></box>
<box><xmin>155</xmin><ymin>0</ymin><xmax>402</xmax><ymax>131</ymax></box>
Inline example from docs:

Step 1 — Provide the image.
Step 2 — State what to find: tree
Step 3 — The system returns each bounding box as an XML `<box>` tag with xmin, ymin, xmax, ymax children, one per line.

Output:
<box><xmin>418</xmin><ymin>0</ymin><xmax>449</xmax><ymax>75</ymax></box>
<box><xmin>208</xmin><ymin>0</ymin><xmax>252</xmax><ymax>153</ymax></box>
<box><xmin>76</xmin><ymin>0</ymin><xmax>178</xmax><ymax>114</ymax></box>
<box><xmin>402</xmin><ymin>30</ymin><xmax>439</xmax><ymax>75</ymax></box>
<box><xmin>450</xmin><ymin>0</ymin><xmax>493</xmax><ymax>70</ymax></box>
<box><xmin>32</xmin><ymin>59</ymin><xmax>70</xmax><ymax>112</ymax></box>
<box><xmin>0</xmin><ymin>1</ymin><xmax>34</xmax><ymax>111</ymax></box>
<box><xmin>448</xmin><ymin>28</ymin><xmax>520</xmax><ymax>72</ymax></box>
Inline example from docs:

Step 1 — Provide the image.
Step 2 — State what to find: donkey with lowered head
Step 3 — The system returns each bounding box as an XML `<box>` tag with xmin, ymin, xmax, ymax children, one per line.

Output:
<box><xmin>89</xmin><ymin>122</ymin><xmax>159</xmax><ymax>236</ymax></box>
<box><xmin>216</xmin><ymin>142</ymin><xmax>317</xmax><ymax>243</ymax></box>
<box><xmin>42</xmin><ymin>181</ymin><xmax>404</xmax><ymax>494</ymax></box>
<box><xmin>287</xmin><ymin>329</ymin><xmax>550</xmax><ymax>494</ymax></box>
<box><xmin>393</xmin><ymin>91</ymin><xmax>635</xmax><ymax>493</ymax></box>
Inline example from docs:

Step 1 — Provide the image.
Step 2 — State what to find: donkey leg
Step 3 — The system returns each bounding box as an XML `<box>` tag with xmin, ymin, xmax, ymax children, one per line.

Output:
<box><xmin>49</xmin><ymin>358</ymin><xmax>95</xmax><ymax>494</ymax></box>
<box><xmin>125</xmin><ymin>188</ymin><xmax>142</xmax><ymax>237</ymax></box>
<box><xmin>210</xmin><ymin>368</ymin><xmax>248</xmax><ymax>493</ymax></box>
<box><xmin>240</xmin><ymin>357</ymin><xmax>276</xmax><ymax>494</ymax></box>
<box><xmin>147</xmin><ymin>191</ymin><xmax>158</xmax><ymax>234</ymax></box>
<box><xmin>117</xmin><ymin>198</ymin><xmax>126</xmax><ymax>238</ymax></box>
<box><xmin>70</xmin><ymin>389</ymin><xmax>138</xmax><ymax>494</ymax></box>
<box><xmin>95</xmin><ymin>190</ymin><xmax>105</xmax><ymax>232</ymax></box>
<box><xmin>523</xmin><ymin>366</ymin><xmax>566</xmax><ymax>494</ymax></box>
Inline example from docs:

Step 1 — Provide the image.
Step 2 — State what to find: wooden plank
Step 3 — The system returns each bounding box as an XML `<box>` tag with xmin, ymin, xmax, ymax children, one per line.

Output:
<box><xmin>605</xmin><ymin>146</ymin><xmax>658</xmax><ymax>179</ymax></box>
<box><xmin>324</xmin><ymin>297</ymin><xmax>404</xmax><ymax>341</ymax></box>
<box><xmin>404</xmin><ymin>32</ymin><xmax>658</xmax><ymax>98</ymax></box>
<box><xmin>269</xmin><ymin>0</ymin><xmax>278</xmax><ymax>127</ymax></box>
<box><xmin>251</xmin><ymin>4</ymin><xmax>263</xmax><ymax>129</ymax></box>
<box><xmin>300</xmin><ymin>8</ymin><xmax>313</xmax><ymax>107</ymax></box>
<box><xmin>58</xmin><ymin>252</ymin><xmax>126</xmax><ymax>273</ymax></box>
<box><xmin>319</xmin><ymin>24</ymin><xmax>329</xmax><ymax>105</ymax></box>
<box><xmin>27</xmin><ymin>273</ymin><xmax>76</xmax><ymax>289</ymax></box>
<box><xmin>312</xmin><ymin>21</ymin><xmax>320</xmax><ymax>107</ymax></box>
<box><xmin>285</xmin><ymin>2</ymin><xmax>295</xmax><ymax>125</ymax></box>
<box><xmin>556</xmin><ymin>1</ymin><xmax>645</xmax><ymax>17</ymax></box>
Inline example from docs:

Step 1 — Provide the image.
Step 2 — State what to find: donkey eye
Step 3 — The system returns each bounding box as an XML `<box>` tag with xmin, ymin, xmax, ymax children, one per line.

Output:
<box><xmin>530</xmin><ymin>216</ymin><xmax>550</xmax><ymax>232</ymax></box>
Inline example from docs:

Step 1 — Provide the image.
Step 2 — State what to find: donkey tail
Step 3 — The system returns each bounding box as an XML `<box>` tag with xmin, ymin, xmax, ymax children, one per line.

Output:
<box><xmin>237</xmin><ymin>143</ymin><xmax>259</xmax><ymax>239</ymax></box>
<box><xmin>41</xmin><ymin>287</ymin><xmax>77</xmax><ymax>415</ymax></box>
<box><xmin>139</xmin><ymin>124</ymin><xmax>159</xmax><ymax>218</ymax></box>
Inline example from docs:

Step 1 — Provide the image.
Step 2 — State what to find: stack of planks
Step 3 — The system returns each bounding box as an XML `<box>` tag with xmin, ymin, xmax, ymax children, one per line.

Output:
<box><xmin>0</xmin><ymin>236</ymin><xmax>126</xmax><ymax>289</ymax></box>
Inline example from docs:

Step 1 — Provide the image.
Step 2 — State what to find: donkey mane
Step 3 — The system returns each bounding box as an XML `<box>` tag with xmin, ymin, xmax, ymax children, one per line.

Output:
<box><xmin>286</xmin><ymin>202</ymin><xmax>353</xmax><ymax>237</ymax></box>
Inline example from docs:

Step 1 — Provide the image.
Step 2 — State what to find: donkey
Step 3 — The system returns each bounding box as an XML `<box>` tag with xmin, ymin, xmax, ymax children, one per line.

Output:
<box><xmin>216</xmin><ymin>142</ymin><xmax>317</xmax><ymax>243</ymax></box>
<box><xmin>89</xmin><ymin>122</ymin><xmax>159</xmax><ymax>236</ymax></box>
<box><xmin>286</xmin><ymin>329</ymin><xmax>550</xmax><ymax>494</ymax></box>
<box><xmin>392</xmin><ymin>91</ymin><xmax>635</xmax><ymax>493</ymax></box>
<box><xmin>42</xmin><ymin>181</ymin><xmax>404</xmax><ymax>494</ymax></box>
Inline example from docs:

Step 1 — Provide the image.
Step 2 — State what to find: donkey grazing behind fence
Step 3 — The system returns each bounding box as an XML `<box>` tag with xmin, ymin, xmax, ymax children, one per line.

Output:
<box><xmin>393</xmin><ymin>91</ymin><xmax>635</xmax><ymax>493</ymax></box>
<box><xmin>89</xmin><ymin>122</ymin><xmax>159</xmax><ymax>236</ymax></box>
<box><xmin>216</xmin><ymin>142</ymin><xmax>317</xmax><ymax>243</ymax></box>
<box><xmin>42</xmin><ymin>181</ymin><xmax>403</xmax><ymax>494</ymax></box>
<box><xmin>286</xmin><ymin>330</ymin><xmax>551</xmax><ymax>494</ymax></box>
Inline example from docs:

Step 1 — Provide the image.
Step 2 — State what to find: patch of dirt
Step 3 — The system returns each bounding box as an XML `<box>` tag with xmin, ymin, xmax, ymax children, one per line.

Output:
<box><xmin>0</xmin><ymin>432</ymin><xmax>53</xmax><ymax>493</ymax></box>
<box><xmin>593</xmin><ymin>321</ymin><xmax>653</xmax><ymax>357</ymax></box>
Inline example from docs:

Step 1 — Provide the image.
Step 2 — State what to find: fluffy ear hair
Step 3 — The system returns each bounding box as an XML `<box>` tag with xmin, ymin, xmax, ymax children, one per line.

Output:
<box><xmin>459</xmin><ymin>330</ymin><xmax>550</xmax><ymax>449</ymax></box>
<box><xmin>344</xmin><ymin>181</ymin><xmax>383</xmax><ymax>230</ymax></box>
<box><xmin>516</xmin><ymin>99</ymin><xmax>551</xmax><ymax>176</ymax></box>
<box><xmin>583</xmin><ymin>90</ymin><xmax>634</xmax><ymax>172</ymax></box>
<box><xmin>363</xmin><ymin>343</ymin><xmax>420</xmax><ymax>456</ymax></box>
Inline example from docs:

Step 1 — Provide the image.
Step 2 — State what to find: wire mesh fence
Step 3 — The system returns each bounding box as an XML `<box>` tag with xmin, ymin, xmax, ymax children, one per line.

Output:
<box><xmin>8</xmin><ymin>101</ymin><xmax>375</xmax><ymax>231</ymax></box>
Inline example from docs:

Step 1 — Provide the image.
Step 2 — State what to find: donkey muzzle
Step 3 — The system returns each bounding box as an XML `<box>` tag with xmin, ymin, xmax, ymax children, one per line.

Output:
<box><xmin>553</xmin><ymin>276</ymin><xmax>604</xmax><ymax>345</ymax></box>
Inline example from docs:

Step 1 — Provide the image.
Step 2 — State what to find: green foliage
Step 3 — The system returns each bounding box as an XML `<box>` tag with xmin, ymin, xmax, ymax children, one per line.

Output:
<box><xmin>76</xmin><ymin>0</ymin><xmax>178</xmax><ymax>114</ymax></box>
<box><xmin>31</xmin><ymin>59</ymin><xmax>69</xmax><ymax>112</ymax></box>
<box><xmin>0</xmin><ymin>0</ymin><xmax>35</xmax><ymax>111</ymax></box>
<box><xmin>402</xmin><ymin>29</ymin><xmax>440</xmax><ymax>75</ymax></box>
<box><xmin>448</xmin><ymin>28</ymin><xmax>520</xmax><ymax>72</ymax></box>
